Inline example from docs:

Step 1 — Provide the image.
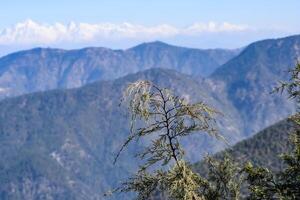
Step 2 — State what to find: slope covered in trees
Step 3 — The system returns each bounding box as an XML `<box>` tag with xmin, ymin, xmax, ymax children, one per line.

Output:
<box><xmin>194</xmin><ymin>119</ymin><xmax>296</xmax><ymax>175</ymax></box>
<box><xmin>0</xmin><ymin>42</ymin><xmax>239</xmax><ymax>98</ymax></box>
<box><xmin>210</xmin><ymin>34</ymin><xmax>300</xmax><ymax>135</ymax></box>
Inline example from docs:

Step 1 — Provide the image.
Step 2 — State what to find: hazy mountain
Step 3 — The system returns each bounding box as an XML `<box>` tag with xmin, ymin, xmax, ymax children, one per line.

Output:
<box><xmin>209</xmin><ymin>34</ymin><xmax>300</xmax><ymax>136</ymax></box>
<box><xmin>127</xmin><ymin>41</ymin><xmax>241</xmax><ymax>76</ymax></box>
<box><xmin>0</xmin><ymin>41</ymin><xmax>239</xmax><ymax>99</ymax></box>
<box><xmin>1</xmin><ymin>35</ymin><xmax>300</xmax><ymax>199</ymax></box>
<box><xmin>0</xmin><ymin>68</ymin><xmax>242</xmax><ymax>200</ymax></box>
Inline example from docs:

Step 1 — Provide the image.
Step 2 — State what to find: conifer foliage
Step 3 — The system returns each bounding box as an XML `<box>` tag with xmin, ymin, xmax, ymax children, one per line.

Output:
<box><xmin>113</xmin><ymin>80</ymin><xmax>222</xmax><ymax>200</ymax></box>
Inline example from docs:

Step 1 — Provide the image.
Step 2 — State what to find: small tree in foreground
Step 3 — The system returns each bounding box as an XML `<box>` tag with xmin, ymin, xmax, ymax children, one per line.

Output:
<box><xmin>113</xmin><ymin>80</ymin><xmax>224</xmax><ymax>200</ymax></box>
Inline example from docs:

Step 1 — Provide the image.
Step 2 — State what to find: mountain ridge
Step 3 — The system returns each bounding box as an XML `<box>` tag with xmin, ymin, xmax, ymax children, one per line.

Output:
<box><xmin>0</xmin><ymin>41</ymin><xmax>240</xmax><ymax>99</ymax></box>
<box><xmin>208</xmin><ymin>34</ymin><xmax>299</xmax><ymax>136</ymax></box>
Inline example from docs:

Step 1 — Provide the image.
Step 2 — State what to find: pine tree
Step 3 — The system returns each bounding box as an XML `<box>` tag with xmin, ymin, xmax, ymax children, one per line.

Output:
<box><xmin>113</xmin><ymin>80</ymin><xmax>223</xmax><ymax>200</ymax></box>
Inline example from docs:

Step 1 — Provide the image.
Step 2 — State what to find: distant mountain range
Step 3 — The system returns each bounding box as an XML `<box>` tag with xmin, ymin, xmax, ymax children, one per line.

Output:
<box><xmin>0</xmin><ymin>35</ymin><xmax>299</xmax><ymax>199</ymax></box>
<box><xmin>0</xmin><ymin>41</ymin><xmax>239</xmax><ymax>99</ymax></box>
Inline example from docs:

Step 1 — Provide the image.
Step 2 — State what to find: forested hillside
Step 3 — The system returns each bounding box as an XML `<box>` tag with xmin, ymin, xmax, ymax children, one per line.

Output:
<box><xmin>0</xmin><ymin>42</ymin><xmax>238</xmax><ymax>98</ymax></box>
<box><xmin>194</xmin><ymin>119</ymin><xmax>296</xmax><ymax>175</ymax></box>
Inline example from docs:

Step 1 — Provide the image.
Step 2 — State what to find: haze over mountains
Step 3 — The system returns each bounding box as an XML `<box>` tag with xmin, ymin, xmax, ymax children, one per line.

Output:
<box><xmin>210</xmin><ymin>35</ymin><xmax>300</xmax><ymax>135</ymax></box>
<box><xmin>0</xmin><ymin>41</ymin><xmax>240</xmax><ymax>99</ymax></box>
<box><xmin>0</xmin><ymin>35</ymin><xmax>299</xmax><ymax>199</ymax></box>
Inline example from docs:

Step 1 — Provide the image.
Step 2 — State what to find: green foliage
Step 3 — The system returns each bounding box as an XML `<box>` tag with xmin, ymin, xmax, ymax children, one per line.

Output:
<box><xmin>116</xmin><ymin>160</ymin><xmax>206</xmax><ymax>200</ymax></box>
<box><xmin>198</xmin><ymin>155</ymin><xmax>243</xmax><ymax>200</ymax></box>
<box><xmin>244</xmin><ymin>131</ymin><xmax>300</xmax><ymax>199</ymax></box>
<box><xmin>114</xmin><ymin>80</ymin><xmax>222</xmax><ymax>199</ymax></box>
<box><xmin>164</xmin><ymin>160</ymin><xmax>204</xmax><ymax>200</ymax></box>
<box><xmin>279</xmin><ymin>131</ymin><xmax>300</xmax><ymax>197</ymax></box>
<box><xmin>244</xmin><ymin>162</ymin><xmax>279</xmax><ymax>199</ymax></box>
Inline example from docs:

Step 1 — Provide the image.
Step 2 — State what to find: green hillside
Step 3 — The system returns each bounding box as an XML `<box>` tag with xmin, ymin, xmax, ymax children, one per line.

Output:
<box><xmin>194</xmin><ymin>119</ymin><xmax>296</xmax><ymax>176</ymax></box>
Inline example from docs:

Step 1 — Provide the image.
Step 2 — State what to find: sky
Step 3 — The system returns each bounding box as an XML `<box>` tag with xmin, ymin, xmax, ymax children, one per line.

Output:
<box><xmin>0</xmin><ymin>0</ymin><xmax>300</xmax><ymax>55</ymax></box>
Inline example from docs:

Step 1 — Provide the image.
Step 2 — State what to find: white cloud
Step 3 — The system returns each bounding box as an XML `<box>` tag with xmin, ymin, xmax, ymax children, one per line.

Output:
<box><xmin>185</xmin><ymin>22</ymin><xmax>250</xmax><ymax>34</ymax></box>
<box><xmin>0</xmin><ymin>19</ymin><xmax>251</xmax><ymax>45</ymax></box>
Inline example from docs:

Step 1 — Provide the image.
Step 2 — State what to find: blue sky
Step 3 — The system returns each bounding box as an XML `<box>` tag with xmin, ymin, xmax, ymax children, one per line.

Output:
<box><xmin>0</xmin><ymin>0</ymin><xmax>299</xmax><ymax>55</ymax></box>
<box><xmin>1</xmin><ymin>0</ymin><xmax>300</xmax><ymax>28</ymax></box>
